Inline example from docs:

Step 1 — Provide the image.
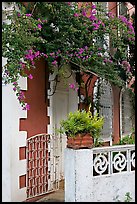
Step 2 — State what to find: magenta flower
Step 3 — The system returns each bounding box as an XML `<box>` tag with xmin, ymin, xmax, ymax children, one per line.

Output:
<box><xmin>23</xmin><ymin>104</ymin><xmax>30</xmax><ymax>110</ymax></box>
<box><xmin>18</xmin><ymin>91</ymin><xmax>25</xmax><ymax>101</ymax></box>
<box><xmin>74</xmin><ymin>13</ymin><xmax>79</xmax><ymax>17</ymax></box>
<box><xmin>84</xmin><ymin>46</ymin><xmax>88</xmax><ymax>50</ymax></box>
<box><xmin>17</xmin><ymin>13</ymin><xmax>21</xmax><ymax>17</ymax></box>
<box><xmin>50</xmin><ymin>52</ymin><xmax>55</xmax><ymax>56</ymax></box>
<box><xmin>32</xmin><ymin>61</ymin><xmax>35</xmax><ymax>66</ymax></box>
<box><xmin>75</xmin><ymin>87</ymin><xmax>79</xmax><ymax>92</ymax></box>
<box><xmin>102</xmin><ymin>22</ymin><xmax>105</xmax><ymax>27</ymax></box>
<box><xmin>35</xmin><ymin>51</ymin><xmax>40</xmax><ymax>57</ymax></box>
<box><xmin>122</xmin><ymin>60</ymin><xmax>131</xmax><ymax>71</ymax></box>
<box><xmin>78</xmin><ymin>48</ymin><xmax>84</xmax><ymax>54</ymax></box>
<box><xmin>13</xmin><ymin>87</ymin><xmax>16</xmax><ymax>91</ymax></box>
<box><xmin>42</xmin><ymin>19</ymin><xmax>47</xmax><ymax>23</ymax></box>
<box><xmin>109</xmin><ymin>59</ymin><xmax>112</xmax><ymax>63</ymax></box>
<box><xmin>91</xmin><ymin>10</ymin><xmax>96</xmax><ymax>15</ymax></box>
<box><xmin>19</xmin><ymin>62</ymin><xmax>25</xmax><ymax>69</ymax></box>
<box><xmin>26</xmin><ymin>104</ymin><xmax>30</xmax><ymax>110</ymax></box>
<box><xmin>13</xmin><ymin>82</ymin><xmax>17</xmax><ymax>85</ymax></box>
<box><xmin>69</xmin><ymin>83</ymin><xmax>75</xmax><ymax>89</ymax></box>
<box><xmin>128</xmin><ymin>25</ymin><xmax>134</xmax><ymax>32</ymax></box>
<box><xmin>52</xmin><ymin>60</ymin><xmax>58</xmax><ymax>65</ymax></box>
<box><xmin>92</xmin><ymin>23</ymin><xmax>99</xmax><ymax>30</ymax></box>
<box><xmin>26</xmin><ymin>14</ymin><xmax>32</xmax><ymax>17</ymax></box>
<box><xmin>89</xmin><ymin>15</ymin><xmax>96</xmax><ymax>21</ymax></box>
<box><xmin>92</xmin><ymin>4</ymin><xmax>96</xmax><ymax>9</ymax></box>
<box><xmin>28</xmin><ymin>74</ymin><xmax>33</xmax><ymax>79</ymax></box>
<box><xmin>104</xmin><ymin>58</ymin><xmax>108</xmax><ymax>63</ymax></box>
<box><xmin>98</xmin><ymin>53</ymin><xmax>102</xmax><ymax>57</ymax></box>
<box><xmin>44</xmin><ymin>54</ymin><xmax>48</xmax><ymax>58</ymax></box>
<box><xmin>37</xmin><ymin>24</ymin><xmax>42</xmax><ymax>29</ymax></box>
<box><xmin>82</xmin><ymin>9</ymin><xmax>86</xmax><ymax>16</ymax></box>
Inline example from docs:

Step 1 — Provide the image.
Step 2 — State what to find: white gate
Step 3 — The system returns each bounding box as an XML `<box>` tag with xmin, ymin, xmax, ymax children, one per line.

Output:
<box><xmin>26</xmin><ymin>133</ymin><xmax>60</xmax><ymax>199</ymax></box>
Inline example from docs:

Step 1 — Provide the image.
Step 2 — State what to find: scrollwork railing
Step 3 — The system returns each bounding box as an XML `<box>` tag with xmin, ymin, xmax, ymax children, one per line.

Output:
<box><xmin>93</xmin><ymin>145</ymin><xmax>135</xmax><ymax>176</ymax></box>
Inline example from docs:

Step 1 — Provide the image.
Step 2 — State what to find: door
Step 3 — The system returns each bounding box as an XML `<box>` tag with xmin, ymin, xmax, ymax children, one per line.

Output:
<box><xmin>53</xmin><ymin>90</ymin><xmax>69</xmax><ymax>181</ymax></box>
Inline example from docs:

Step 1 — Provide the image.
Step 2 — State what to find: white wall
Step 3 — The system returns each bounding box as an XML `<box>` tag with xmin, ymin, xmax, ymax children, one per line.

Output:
<box><xmin>2</xmin><ymin>3</ymin><xmax>28</xmax><ymax>201</ymax></box>
<box><xmin>65</xmin><ymin>146</ymin><xmax>135</xmax><ymax>202</ymax></box>
<box><xmin>2</xmin><ymin>79</ymin><xmax>28</xmax><ymax>202</ymax></box>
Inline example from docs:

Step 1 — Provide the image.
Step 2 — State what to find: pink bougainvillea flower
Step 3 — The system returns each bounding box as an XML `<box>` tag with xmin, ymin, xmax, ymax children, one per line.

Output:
<box><xmin>42</xmin><ymin>19</ymin><xmax>47</xmax><ymax>23</ymax></box>
<box><xmin>75</xmin><ymin>87</ymin><xmax>79</xmax><ymax>92</ymax></box>
<box><xmin>69</xmin><ymin>83</ymin><xmax>75</xmax><ymax>89</ymax></box>
<box><xmin>52</xmin><ymin>60</ymin><xmax>58</xmax><ymax>65</ymax></box>
<box><xmin>82</xmin><ymin>9</ymin><xmax>86</xmax><ymax>16</ymax></box>
<box><xmin>18</xmin><ymin>91</ymin><xmax>25</xmax><ymax>101</ymax></box>
<box><xmin>13</xmin><ymin>82</ymin><xmax>17</xmax><ymax>85</ymax></box>
<box><xmin>31</xmin><ymin>61</ymin><xmax>35</xmax><ymax>66</ymax></box>
<box><xmin>43</xmin><ymin>54</ymin><xmax>48</xmax><ymax>58</ymax></box>
<box><xmin>97</xmin><ymin>53</ymin><xmax>102</xmax><ymax>57</ymax></box>
<box><xmin>91</xmin><ymin>10</ymin><xmax>96</xmax><ymax>15</ymax></box>
<box><xmin>17</xmin><ymin>13</ymin><xmax>21</xmax><ymax>17</ymax></box>
<box><xmin>26</xmin><ymin>104</ymin><xmax>30</xmax><ymax>110</ymax></box>
<box><xmin>23</xmin><ymin>104</ymin><xmax>30</xmax><ymax>111</ymax></box>
<box><xmin>37</xmin><ymin>24</ymin><xmax>42</xmax><ymax>29</ymax></box>
<box><xmin>104</xmin><ymin>58</ymin><xmax>108</xmax><ymax>63</ymax></box>
<box><xmin>101</xmin><ymin>22</ymin><xmax>105</xmax><ymax>27</ymax></box>
<box><xmin>28</xmin><ymin>74</ymin><xmax>33</xmax><ymax>79</ymax></box>
<box><xmin>91</xmin><ymin>4</ymin><xmax>96</xmax><ymax>9</ymax></box>
<box><xmin>89</xmin><ymin>15</ymin><xmax>97</xmax><ymax>21</ymax></box>
<box><xmin>93</xmin><ymin>25</ymin><xmax>99</xmax><ymax>30</ymax></box>
<box><xmin>34</xmin><ymin>51</ymin><xmax>40</xmax><ymax>57</ymax></box>
<box><xmin>74</xmin><ymin>13</ymin><xmax>79</xmax><ymax>17</ymax></box>
<box><xmin>13</xmin><ymin>87</ymin><xmax>17</xmax><ymax>91</ymax></box>
<box><xmin>26</xmin><ymin>14</ymin><xmax>32</xmax><ymax>17</ymax></box>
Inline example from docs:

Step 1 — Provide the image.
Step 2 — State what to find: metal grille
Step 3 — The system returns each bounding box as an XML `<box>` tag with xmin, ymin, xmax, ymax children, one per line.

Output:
<box><xmin>121</xmin><ymin>90</ymin><xmax>134</xmax><ymax>135</ymax></box>
<box><xmin>99</xmin><ymin>80</ymin><xmax>113</xmax><ymax>139</ymax></box>
<box><xmin>94</xmin><ymin>79</ymin><xmax>113</xmax><ymax>143</ymax></box>
<box><xmin>26</xmin><ymin>133</ymin><xmax>60</xmax><ymax>199</ymax></box>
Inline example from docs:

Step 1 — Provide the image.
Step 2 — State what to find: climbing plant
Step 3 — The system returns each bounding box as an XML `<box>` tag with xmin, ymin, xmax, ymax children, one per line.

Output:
<box><xmin>2</xmin><ymin>2</ymin><xmax>135</xmax><ymax>110</ymax></box>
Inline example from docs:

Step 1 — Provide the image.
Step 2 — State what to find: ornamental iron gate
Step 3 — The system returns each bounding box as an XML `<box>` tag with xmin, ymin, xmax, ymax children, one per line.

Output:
<box><xmin>93</xmin><ymin>79</ymin><xmax>113</xmax><ymax>144</ymax></box>
<box><xmin>26</xmin><ymin>133</ymin><xmax>60</xmax><ymax>199</ymax></box>
<box><xmin>121</xmin><ymin>90</ymin><xmax>134</xmax><ymax>135</ymax></box>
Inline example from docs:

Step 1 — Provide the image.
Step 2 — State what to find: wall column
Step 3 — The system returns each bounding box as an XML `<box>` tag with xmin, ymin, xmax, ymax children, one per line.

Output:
<box><xmin>64</xmin><ymin>148</ymin><xmax>93</xmax><ymax>202</ymax></box>
<box><xmin>112</xmin><ymin>85</ymin><xmax>121</xmax><ymax>144</ymax></box>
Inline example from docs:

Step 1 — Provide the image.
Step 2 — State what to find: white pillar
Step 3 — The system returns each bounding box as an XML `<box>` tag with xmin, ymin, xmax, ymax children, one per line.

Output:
<box><xmin>64</xmin><ymin>148</ymin><xmax>93</xmax><ymax>202</ymax></box>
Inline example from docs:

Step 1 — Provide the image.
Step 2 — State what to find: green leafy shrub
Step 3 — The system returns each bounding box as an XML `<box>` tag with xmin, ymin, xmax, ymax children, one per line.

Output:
<box><xmin>59</xmin><ymin>109</ymin><xmax>104</xmax><ymax>142</ymax></box>
<box><xmin>116</xmin><ymin>134</ymin><xmax>135</xmax><ymax>145</ymax></box>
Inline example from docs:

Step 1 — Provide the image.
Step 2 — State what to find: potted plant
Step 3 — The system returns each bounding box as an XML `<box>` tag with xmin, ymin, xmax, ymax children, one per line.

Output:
<box><xmin>59</xmin><ymin>108</ymin><xmax>104</xmax><ymax>149</ymax></box>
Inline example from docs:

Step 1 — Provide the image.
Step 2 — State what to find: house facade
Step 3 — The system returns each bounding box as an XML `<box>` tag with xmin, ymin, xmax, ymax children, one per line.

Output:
<box><xmin>2</xmin><ymin>2</ymin><xmax>135</xmax><ymax>202</ymax></box>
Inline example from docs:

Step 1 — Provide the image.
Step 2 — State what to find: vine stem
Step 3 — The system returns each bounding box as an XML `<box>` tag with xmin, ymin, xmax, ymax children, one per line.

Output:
<box><xmin>31</xmin><ymin>2</ymin><xmax>38</xmax><ymax>15</ymax></box>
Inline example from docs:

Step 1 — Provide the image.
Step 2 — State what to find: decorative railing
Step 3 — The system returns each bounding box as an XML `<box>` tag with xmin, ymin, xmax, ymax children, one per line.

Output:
<box><xmin>93</xmin><ymin>144</ymin><xmax>135</xmax><ymax>176</ymax></box>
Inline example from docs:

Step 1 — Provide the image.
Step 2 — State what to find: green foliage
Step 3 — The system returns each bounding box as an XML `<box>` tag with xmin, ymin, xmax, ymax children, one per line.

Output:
<box><xmin>2</xmin><ymin>2</ymin><xmax>135</xmax><ymax>109</ymax></box>
<box><xmin>59</xmin><ymin>108</ymin><xmax>104</xmax><ymax>141</ymax></box>
<box><xmin>116</xmin><ymin>134</ymin><xmax>135</xmax><ymax>145</ymax></box>
<box><xmin>124</xmin><ymin>192</ymin><xmax>132</xmax><ymax>202</ymax></box>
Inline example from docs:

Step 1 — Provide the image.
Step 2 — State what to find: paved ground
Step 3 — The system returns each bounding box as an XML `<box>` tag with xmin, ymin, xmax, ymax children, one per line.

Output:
<box><xmin>36</xmin><ymin>180</ymin><xmax>65</xmax><ymax>202</ymax></box>
<box><xmin>36</xmin><ymin>189</ymin><xmax>64</xmax><ymax>202</ymax></box>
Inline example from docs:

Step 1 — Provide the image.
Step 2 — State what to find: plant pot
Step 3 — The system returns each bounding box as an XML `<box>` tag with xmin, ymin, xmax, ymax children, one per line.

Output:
<box><xmin>67</xmin><ymin>133</ymin><xmax>94</xmax><ymax>149</ymax></box>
